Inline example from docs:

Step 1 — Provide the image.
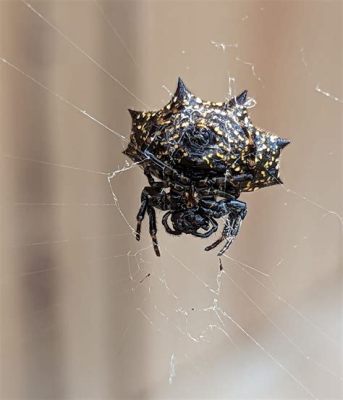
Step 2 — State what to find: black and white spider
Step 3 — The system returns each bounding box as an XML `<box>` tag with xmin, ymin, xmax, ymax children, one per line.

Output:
<box><xmin>123</xmin><ymin>78</ymin><xmax>290</xmax><ymax>256</ymax></box>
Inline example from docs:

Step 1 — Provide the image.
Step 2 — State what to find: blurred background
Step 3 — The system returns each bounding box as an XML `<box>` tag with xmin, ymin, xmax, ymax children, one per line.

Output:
<box><xmin>1</xmin><ymin>1</ymin><xmax>342</xmax><ymax>399</ymax></box>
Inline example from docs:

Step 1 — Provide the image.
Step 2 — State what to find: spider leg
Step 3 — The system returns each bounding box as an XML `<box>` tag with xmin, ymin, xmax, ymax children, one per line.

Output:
<box><xmin>204</xmin><ymin>238</ymin><xmax>223</xmax><ymax>251</ymax></box>
<box><xmin>217</xmin><ymin>216</ymin><xmax>242</xmax><ymax>256</ymax></box>
<box><xmin>217</xmin><ymin>238</ymin><xmax>234</xmax><ymax>257</ymax></box>
<box><xmin>147</xmin><ymin>205</ymin><xmax>160</xmax><ymax>256</ymax></box>
<box><xmin>144</xmin><ymin>167</ymin><xmax>156</xmax><ymax>186</ymax></box>
<box><xmin>204</xmin><ymin>218</ymin><xmax>229</xmax><ymax>251</ymax></box>
<box><xmin>135</xmin><ymin>185</ymin><xmax>168</xmax><ymax>245</ymax></box>
<box><xmin>162</xmin><ymin>211</ymin><xmax>182</xmax><ymax>235</ymax></box>
<box><xmin>136</xmin><ymin>198</ymin><xmax>148</xmax><ymax>241</ymax></box>
<box><xmin>203</xmin><ymin>199</ymin><xmax>247</xmax><ymax>255</ymax></box>
<box><xmin>144</xmin><ymin>166</ymin><xmax>168</xmax><ymax>188</ymax></box>
<box><xmin>192</xmin><ymin>217</ymin><xmax>218</xmax><ymax>238</ymax></box>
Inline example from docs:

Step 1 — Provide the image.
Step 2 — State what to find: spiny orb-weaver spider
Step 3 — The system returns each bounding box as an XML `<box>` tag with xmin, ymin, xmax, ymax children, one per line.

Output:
<box><xmin>123</xmin><ymin>78</ymin><xmax>290</xmax><ymax>256</ymax></box>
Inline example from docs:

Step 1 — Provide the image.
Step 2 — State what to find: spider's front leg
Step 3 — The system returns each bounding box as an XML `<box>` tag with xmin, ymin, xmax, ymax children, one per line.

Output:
<box><xmin>135</xmin><ymin>185</ymin><xmax>169</xmax><ymax>257</ymax></box>
<box><xmin>202</xmin><ymin>198</ymin><xmax>247</xmax><ymax>256</ymax></box>
<box><xmin>147</xmin><ymin>205</ymin><xmax>160</xmax><ymax>257</ymax></box>
<box><xmin>214</xmin><ymin>213</ymin><xmax>244</xmax><ymax>256</ymax></box>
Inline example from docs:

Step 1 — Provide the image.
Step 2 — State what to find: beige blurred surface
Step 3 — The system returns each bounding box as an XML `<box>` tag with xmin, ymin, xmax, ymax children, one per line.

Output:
<box><xmin>1</xmin><ymin>1</ymin><xmax>342</xmax><ymax>399</ymax></box>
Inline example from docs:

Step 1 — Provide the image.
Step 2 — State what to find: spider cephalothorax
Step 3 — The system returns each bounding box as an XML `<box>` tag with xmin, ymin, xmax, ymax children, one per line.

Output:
<box><xmin>123</xmin><ymin>78</ymin><xmax>290</xmax><ymax>256</ymax></box>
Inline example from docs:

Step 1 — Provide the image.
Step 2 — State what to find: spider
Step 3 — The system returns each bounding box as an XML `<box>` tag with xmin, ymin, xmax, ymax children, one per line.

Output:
<box><xmin>123</xmin><ymin>78</ymin><xmax>290</xmax><ymax>256</ymax></box>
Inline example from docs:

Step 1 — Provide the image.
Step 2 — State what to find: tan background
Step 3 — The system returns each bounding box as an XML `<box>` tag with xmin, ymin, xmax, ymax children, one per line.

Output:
<box><xmin>1</xmin><ymin>1</ymin><xmax>342</xmax><ymax>399</ymax></box>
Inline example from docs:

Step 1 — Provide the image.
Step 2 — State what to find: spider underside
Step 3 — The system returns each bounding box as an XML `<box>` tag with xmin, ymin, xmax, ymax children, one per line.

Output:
<box><xmin>134</xmin><ymin>165</ymin><xmax>248</xmax><ymax>257</ymax></box>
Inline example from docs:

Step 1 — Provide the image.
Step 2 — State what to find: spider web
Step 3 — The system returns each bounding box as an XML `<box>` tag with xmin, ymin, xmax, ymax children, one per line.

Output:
<box><xmin>1</xmin><ymin>1</ymin><xmax>342</xmax><ymax>399</ymax></box>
